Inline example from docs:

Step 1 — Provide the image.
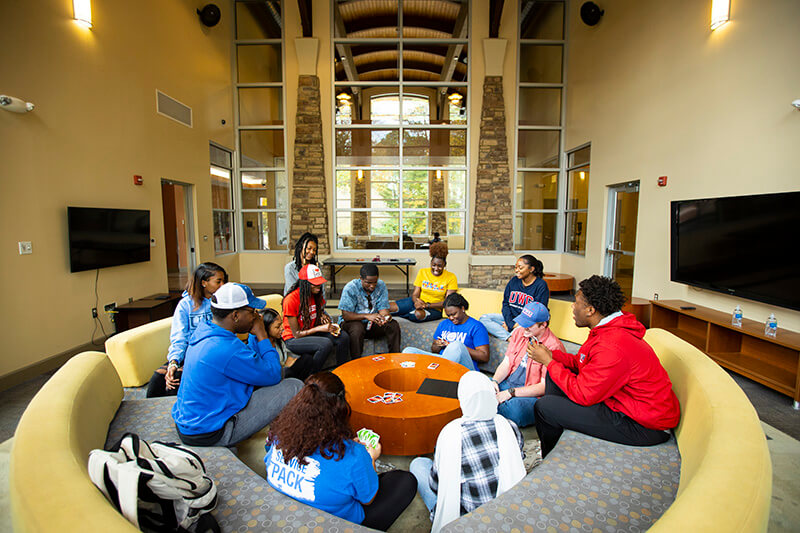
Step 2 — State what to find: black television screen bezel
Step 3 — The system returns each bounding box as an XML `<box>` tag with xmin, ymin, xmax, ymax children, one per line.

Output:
<box><xmin>67</xmin><ymin>206</ymin><xmax>151</xmax><ymax>273</ymax></box>
<box><xmin>670</xmin><ymin>191</ymin><xmax>800</xmax><ymax>312</ymax></box>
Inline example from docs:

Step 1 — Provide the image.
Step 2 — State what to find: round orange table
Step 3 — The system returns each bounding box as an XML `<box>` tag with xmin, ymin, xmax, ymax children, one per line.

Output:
<box><xmin>543</xmin><ymin>272</ymin><xmax>574</xmax><ymax>293</ymax></box>
<box><xmin>333</xmin><ymin>353</ymin><xmax>468</xmax><ymax>456</ymax></box>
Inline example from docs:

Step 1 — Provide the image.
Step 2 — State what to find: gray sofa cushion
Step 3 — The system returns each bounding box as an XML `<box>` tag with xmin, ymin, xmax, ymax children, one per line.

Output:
<box><xmin>443</xmin><ymin>430</ymin><xmax>680</xmax><ymax>532</ymax></box>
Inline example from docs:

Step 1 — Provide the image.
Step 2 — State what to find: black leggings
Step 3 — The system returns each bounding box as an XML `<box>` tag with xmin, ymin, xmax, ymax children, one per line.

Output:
<box><xmin>285</xmin><ymin>331</ymin><xmax>351</xmax><ymax>381</ymax></box>
<box><xmin>534</xmin><ymin>374</ymin><xmax>672</xmax><ymax>458</ymax></box>
<box><xmin>361</xmin><ymin>470</ymin><xmax>417</xmax><ymax>531</ymax></box>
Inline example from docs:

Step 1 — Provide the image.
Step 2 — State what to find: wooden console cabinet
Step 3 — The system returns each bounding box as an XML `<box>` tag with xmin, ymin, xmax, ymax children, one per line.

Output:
<box><xmin>651</xmin><ymin>300</ymin><xmax>800</xmax><ymax>408</ymax></box>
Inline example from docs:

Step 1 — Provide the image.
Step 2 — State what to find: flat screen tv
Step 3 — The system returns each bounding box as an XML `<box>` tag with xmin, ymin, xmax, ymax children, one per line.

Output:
<box><xmin>68</xmin><ymin>207</ymin><xmax>150</xmax><ymax>273</ymax></box>
<box><xmin>670</xmin><ymin>191</ymin><xmax>800</xmax><ymax>311</ymax></box>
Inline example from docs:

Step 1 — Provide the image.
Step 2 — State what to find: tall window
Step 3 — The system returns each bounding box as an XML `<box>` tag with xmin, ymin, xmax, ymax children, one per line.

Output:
<box><xmin>333</xmin><ymin>0</ymin><xmax>469</xmax><ymax>250</ymax></box>
<box><xmin>233</xmin><ymin>0</ymin><xmax>289</xmax><ymax>251</ymax></box>
<box><xmin>565</xmin><ymin>144</ymin><xmax>590</xmax><ymax>254</ymax></box>
<box><xmin>210</xmin><ymin>144</ymin><xmax>235</xmax><ymax>254</ymax></box>
<box><xmin>514</xmin><ymin>0</ymin><xmax>565</xmax><ymax>251</ymax></box>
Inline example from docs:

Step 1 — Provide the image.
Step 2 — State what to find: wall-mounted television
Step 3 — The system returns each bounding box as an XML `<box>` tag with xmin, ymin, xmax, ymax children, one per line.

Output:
<box><xmin>670</xmin><ymin>191</ymin><xmax>800</xmax><ymax>311</ymax></box>
<box><xmin>68</xmin><ymin>207</ymin><xmax>150</xmax><ymax>273</ymax></box>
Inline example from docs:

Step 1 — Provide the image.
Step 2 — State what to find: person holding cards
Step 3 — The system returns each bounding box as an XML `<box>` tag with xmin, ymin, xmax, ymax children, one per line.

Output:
<box><xmin>390</xmin><ymin>242</ymin><xmax>457</xmax><ymax>322</ymax></box>
<box><xmin>401</xmin><ymin>293</ymin><xmax>490</xmax><ymax>371</ymax></box>
<box><xmin>282</xmin><ymin>264</ymin><xmax>351</xmax><ymax>381</ymax></box>
<box><xmin>265</xmin><ymin>372</ymin><xmax>416</xmax><ymax>531</ymax></box>
<box><xmin>410</xmin><ymin>371</ymin><xmax>526</xmax><ymax>533</ymax></box>
<box><xmin>338</xmin><ymin>263</ymin><xmax>401</xmax><ymax>357</ymax></box>
<box><xmin>490</xmin><ymin>301</ymin><xmax>565</xmax><ymax>428</ymax></box>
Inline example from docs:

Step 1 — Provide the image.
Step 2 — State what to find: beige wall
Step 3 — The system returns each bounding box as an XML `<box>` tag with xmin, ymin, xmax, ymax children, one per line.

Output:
<box><xmin>0</xmin><ymin>0</ymin><xmax>236</xmax><ymax>378</ymax></box>
<box><xmin>563</xmin><ymin>0</ymin><xmax>800</xmax><ymax>330</ymax></box>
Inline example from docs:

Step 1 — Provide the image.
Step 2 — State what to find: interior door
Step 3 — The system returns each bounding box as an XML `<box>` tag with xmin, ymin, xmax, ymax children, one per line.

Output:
<box><xmin>604</xmin><ymin>181</ymin><xmax>640</xmax><ymax>301</ymax></box>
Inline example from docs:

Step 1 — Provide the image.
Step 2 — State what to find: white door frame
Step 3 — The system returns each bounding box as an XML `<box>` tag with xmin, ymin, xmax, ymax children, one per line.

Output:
<box><xmin>604</xmin><ymin>181</ymin><xmax>639</xmax><ymax>279</ymax></box>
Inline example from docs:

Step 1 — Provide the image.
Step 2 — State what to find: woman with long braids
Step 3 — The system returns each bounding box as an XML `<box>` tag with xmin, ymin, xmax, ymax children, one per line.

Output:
<box><xmin>281</xmin><ymin>264</ymin><xmax>350</xmax><ymax>380</ymax></box>
<box><xmin>284</xmin><ymin>232</ymin><xmax>321</xmax><ymax>296</ymax></box>
<box><xmin>146</xmin><ymin>262</ymin><xmax>228</xmax><ymax>397</ymax></box>
<box><xmin>265</xmin><ymin>372</ymin><xmax>416</xmax><ymax>531</ymax></box>
<box><xmin>479</xmin><ymin>254</ymin><xmax>550</xmax><ymax>340</ymax></box>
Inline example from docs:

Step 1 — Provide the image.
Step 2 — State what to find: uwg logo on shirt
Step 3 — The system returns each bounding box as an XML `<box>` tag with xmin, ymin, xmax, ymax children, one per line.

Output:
<box><xmin>267</xmin><ymin>448</ymin><xmax>320</xmax><ymax>501</ymax></box>
<box><xmin>421</xmin><ymin>280</ymin><xmax>446</xmax><ymax>292</ymax></box>
<box><xmin>508</xmin><ymin>291</ymin><xmax>535</xmax><ymax>308</ymax></box>
<box><xmin>439</xmin><ymin>330</ymin><xmax>467</xmax><ymax>344</ymax></box>
<box><xmin>188</xmin><ymin>312</ymin><xmax>213</xmax><ymax>328</ymax></box>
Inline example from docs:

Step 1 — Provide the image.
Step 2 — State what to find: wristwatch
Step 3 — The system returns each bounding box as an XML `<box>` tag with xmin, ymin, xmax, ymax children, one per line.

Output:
<box><xmin>508</xmin><ymin>387</ymin><xmax>516</xmax><ymax>398</ymax></box>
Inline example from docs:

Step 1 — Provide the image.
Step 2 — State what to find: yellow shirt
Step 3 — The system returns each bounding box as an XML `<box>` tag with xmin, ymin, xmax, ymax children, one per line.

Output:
<box><xmin>414</xmin><ymin>268</ymin><xmax>458</xmax><ymax>303</ymax></box>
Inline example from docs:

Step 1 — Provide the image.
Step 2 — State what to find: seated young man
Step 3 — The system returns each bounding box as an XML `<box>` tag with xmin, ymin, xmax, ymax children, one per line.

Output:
<box><xmin>172</xmin><ymin>283</ymin><xmax>303</xmax><ymax>447</ymax></box>
<box><xmin>338</xmin><ymin>264</ymin><xmax>401</xmax><ymax>357</ymax></box>
<box><xmin>529</xmin><ymin>275</ymin><xmax>681</xmax><ymax>458</ymax></box>
<box><xmin>402</xmin><ymin>293</ymin><xmax>490</xmax><ymax>371</ymax></box>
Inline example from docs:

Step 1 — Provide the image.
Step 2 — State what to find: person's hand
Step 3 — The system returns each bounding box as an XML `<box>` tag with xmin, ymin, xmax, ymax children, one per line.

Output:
<box><xmin>432</xmin><ymin>338</ymin><xmax>448</xmax><ymax>350</ymax></box>
<box><xmin>529</xmin><ymin>343</ymin><xmax>553</xmax><ymax>367</ymax></box>
<box><xmin>165</xmin><ymin>363</ymin><xmax>181</xmax><ymax>390</ymax></box>
<box><xmin>356</xmin><ymin>438</ymin><xmax>382</xmax><ymax>461</ymax></box>
<box><xmin>413</xmin><ymin>298</ymin><xmax>427</xmax><ymax>310</ymax></box>
<box><xmin>379</xmin><ymin>314</ymin><xmax>392</xmax><ymax>324</ymax></box>
<box><xmin>320</xmin><ymin>313</ymin><xmax>331</xmax><ymax>325</ymax></box>
<box><xmin>491</xmin><ymin>379</ymin><xmax>500</xmax><ymax>393</ymax></box>
<box><xmin>325</xmin><ymin>322</ymin><xmax>341</xmax><ymax>336</ymax></box>
<box><xmin>250</xmin><ymin>314</ymin><xmax>268</xmax><ymax>339</ymax></box>
<box><xmin>365</xmin><ymin>313</ymin><xmax>382</xmax><ymax>324</ymax></box>
<box><xmin>496</xmin><ymin>390</ymin><xmax>512</xmax><ymax>404</ymax></box>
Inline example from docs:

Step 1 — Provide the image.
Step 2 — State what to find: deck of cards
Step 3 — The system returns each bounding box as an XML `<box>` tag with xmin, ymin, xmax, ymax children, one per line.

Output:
<box><xmin>371</xmin><ymin>355</ymin><xmax>385</xmax><ymax>361</ymax></box>
<box><xmin>400</xmin><ymin>361</ymin><xmax>415</xmax><ymax>368</ymax></box>
<box><xmin>427</xmin><ymin>362</ymin><xmax>439</xmax><ymax>370</ymax></box>
<box><xmin>367</xmin><ymin>391</ymin><xmax>404</xmax><ymax>404</ymax></box>
<box><xmin>357</xmin><ymin>428</ymin><xmax>380</xmax><ymax>448</ymax></box>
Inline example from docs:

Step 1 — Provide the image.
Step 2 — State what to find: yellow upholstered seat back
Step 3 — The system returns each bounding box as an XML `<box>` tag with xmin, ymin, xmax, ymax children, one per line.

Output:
<box><xmin>105</xmin><ymin>317</ymin><xmax>172</xmax><ymax>387</ymax></box>
<box><xmin>458</xmin><ymin>288</ymin><xmax>504</xmax><ymax>320</ymax></box>
<box><xmin>547</xmin><ymin>299</ymin><xmax>588</xmax><ymax>345</ymax></box>
<box><xmin>10</xmin><ymin>352</ymin><xmax>135</xmax><ymax>533</ymax></box>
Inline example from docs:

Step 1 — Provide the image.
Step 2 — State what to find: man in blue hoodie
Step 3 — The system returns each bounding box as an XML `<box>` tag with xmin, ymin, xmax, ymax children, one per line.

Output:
<box><xmin>172</xmin><ymin>283</ymin><xmax>303</xmax><ymax>446</ymax></box>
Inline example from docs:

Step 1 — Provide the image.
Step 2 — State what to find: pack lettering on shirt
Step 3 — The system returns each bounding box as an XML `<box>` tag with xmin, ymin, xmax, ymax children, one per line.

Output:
<box><xmin>439</xmin><ymin>330</ymin><xmax>468</xmax><ymax>344</ymax></box>
<box><xmin>267</xmin><ymin>448</ymin><xmax>320</xmax><ymax>502</ymax></box>
<box><xmin>508</xmin><ymin>291</ymin><xmax>535</xmax><ymax>307</ymax></box>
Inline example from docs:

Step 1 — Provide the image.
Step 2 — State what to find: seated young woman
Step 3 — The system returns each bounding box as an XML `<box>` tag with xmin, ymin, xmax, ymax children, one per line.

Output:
<box><xmin>490</xmin><ymin>301</ymin><xmax>565</xmax><ymax>428</ymax></box>
<box><xmin>282</xmin><ymin>264</ymin><xmax>350</xmax><ymax>381</ymax></box>
<box><xmin>248</xmin><ymin>308</ymin><xmax>297</xmax><ymax>377</ymax></box>
<box><xmin>480</xmin><ymin>254</ymin><xmax>550</xmax><ymax>340</ymax></box>
<box><xmin>265</xmin><ymin>372</ymin><xmax>416</xmax><ymax>531</ymax></box>
<box><xmin>410</xmin><ymin>371</ymin><xmax>526</xmax><ymax>532</ymax></box>
<box><xmin>284</xmin><ymin>232</ymin><xmax>323</xmax><ymax>296</ymax></box>
<box><xmin>146</xmin><ymin>262</ymin><xmax>227</xmax><ymax>398</ymax></box>
<box><xmin>390</xmin><ymin>242</ymin><xmax>457</xmax><ymax>322</ymax></box>
<box><xmin>402</xmin><ymin>293</ymin><xmax>490</xmax><ymax>371</ymax></box>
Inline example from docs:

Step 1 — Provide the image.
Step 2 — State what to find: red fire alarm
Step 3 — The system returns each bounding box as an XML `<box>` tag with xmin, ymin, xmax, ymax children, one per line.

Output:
<box><xmin>657</xmin><ymin>176</ymin><xmax>668</xmax><ymax>187</ymax></box>
<box><xmin>134</xmin><ymin>175</ymin><xmax>143</xmax><ymax>186</ymax></box>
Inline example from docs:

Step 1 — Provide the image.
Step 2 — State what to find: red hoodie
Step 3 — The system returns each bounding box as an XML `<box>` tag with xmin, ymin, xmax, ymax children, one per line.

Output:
<box><xmin>547</xmin><ymin>313</ymin><xmax>680</xmax><ymax>430</ymax></box>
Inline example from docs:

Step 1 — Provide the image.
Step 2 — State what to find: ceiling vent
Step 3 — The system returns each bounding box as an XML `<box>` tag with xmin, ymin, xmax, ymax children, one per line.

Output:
<box><xmin>156</xmin><ymin>90</ymin><xmax>193</xmax><ymax>128</ymax></box>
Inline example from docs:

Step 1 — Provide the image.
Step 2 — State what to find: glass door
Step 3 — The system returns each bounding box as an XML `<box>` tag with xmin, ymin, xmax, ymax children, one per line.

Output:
<box><xmin>604</xmin><ymin>181</ymin><xmax>640</xmax><ymax>301</ymax></box>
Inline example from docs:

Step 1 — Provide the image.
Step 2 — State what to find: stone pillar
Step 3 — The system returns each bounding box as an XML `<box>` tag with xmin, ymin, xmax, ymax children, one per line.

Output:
<box><xmin>291</xmin><ymin>75</ymin><xmax>330</xmax><ymax>253</ymax></box>
<box><xmin>470</xmin><ymin>38</ymin><xmax>514</xmax><ymax>286</ymax></box>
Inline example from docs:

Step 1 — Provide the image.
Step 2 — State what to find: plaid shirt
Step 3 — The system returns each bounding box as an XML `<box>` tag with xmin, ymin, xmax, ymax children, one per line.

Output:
<box><xmin>429</xmin><ymin>418</ymin><xmax>524</xmax><ymax>519</ymax></box>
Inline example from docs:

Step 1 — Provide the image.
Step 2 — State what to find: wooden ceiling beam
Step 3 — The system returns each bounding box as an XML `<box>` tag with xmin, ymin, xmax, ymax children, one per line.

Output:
<box><xmin>298</xmin><ymin>0</ymin><xmax>312</xmax><ymax>37</ymax></box>
<box><xmin>489</xmin><ymin>0</ymin><xmax>505</xmax><ymax>38</ymax></box>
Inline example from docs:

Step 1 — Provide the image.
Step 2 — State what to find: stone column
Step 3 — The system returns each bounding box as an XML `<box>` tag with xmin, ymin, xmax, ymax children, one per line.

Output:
<box><xmin>291</xmin><ymin>39</ymin><xmax>331</xmax><ymax>253</ymax></box>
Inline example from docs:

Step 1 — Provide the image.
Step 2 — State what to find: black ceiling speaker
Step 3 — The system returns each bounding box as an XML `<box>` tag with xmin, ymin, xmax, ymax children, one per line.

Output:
<box><xmin>580</xmin><ymin>2</ymin><xmax>604</xmax><ymax>26</ymax></box>
<box><xmin>197</xmin><ymin>4</ymin><xmax>221</xmax><ymax>27</ymax></box>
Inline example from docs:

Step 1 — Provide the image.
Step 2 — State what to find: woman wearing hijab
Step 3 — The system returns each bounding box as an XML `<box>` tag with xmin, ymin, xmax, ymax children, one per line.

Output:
<box><xmin>409</xmin><ymin>371</ymin><xmax>526</xmax><ymax>533</ymax></box>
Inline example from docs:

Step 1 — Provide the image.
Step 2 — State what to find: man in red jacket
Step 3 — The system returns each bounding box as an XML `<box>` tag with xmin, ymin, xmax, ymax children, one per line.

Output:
<box><xmin>530</xmin><ymin>275</ymin><xmax>680</xmax><ymax>457</ymax></box>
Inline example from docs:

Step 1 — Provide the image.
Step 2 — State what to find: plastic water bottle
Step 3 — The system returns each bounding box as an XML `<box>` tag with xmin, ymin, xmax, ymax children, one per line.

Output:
<box><xmin>765</xmin><ymin>313</ymin><xmax>777</xmax><ymax>338</ymax></box>
<box><xmin>732</xmin><ymin>305</ymin><xmax>743</xmax><ymax>327</ymax></box>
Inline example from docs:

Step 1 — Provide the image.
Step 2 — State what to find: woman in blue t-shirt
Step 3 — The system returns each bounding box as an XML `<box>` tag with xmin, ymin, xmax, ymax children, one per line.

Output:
<box><xmin>402</xmin><ymin>293</ymin><xmax>490</xmax><ymax>371</ymax></box>
<box><xmin>265</xmin><ymin>372</ymin><xmax>416</xmax><ymax>531</ymax></box>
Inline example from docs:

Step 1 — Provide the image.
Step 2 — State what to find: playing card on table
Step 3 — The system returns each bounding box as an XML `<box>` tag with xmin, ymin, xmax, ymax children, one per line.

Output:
<box><xmin>384</xmin><ymin>396</ymin><xmax>403</xmax><ymax>404</ymax></box>
<box><xmin>427</xmin><ymin>362</ymin><xmax>440</xmax><ymax>370</ymax></box>
<box><xmin>400</xmin><ymin>361</ymin><xmax>415</xmax><ymax>368</ymax></box>
<box><xmin>372</xmin><ymin>355</ymin><xmax>385</xmax><ymax>361</ymax></box>
<box><xmin>367</xmin><ymin>395</ymin><xmax>384</xmax><ymax>403</ymax></box>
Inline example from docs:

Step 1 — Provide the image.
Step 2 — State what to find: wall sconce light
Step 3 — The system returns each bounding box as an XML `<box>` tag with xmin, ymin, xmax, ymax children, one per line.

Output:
<box><xmin>357</xmin><ymin>169</ymin><xmax>364</xmax><ymax>182</ymax></box>
<box><xmin>447</xmin><ymin>92</ymin><xmax>463</xmax><ymax>105</ymax></box>
<box><xmin>710</xmin><ymin>0</ymin><xmax>730</xmax><ymax>30</ymax></box>
<box><xmin>579</xmin><ymin>171</ymin><xmax>586</xmax><ymax>180</ymax></box>
<box><xmin>337</xmin><ymin>92</ymin><xmax>352</xmax><ymax>102</ymax></box>
<box><xmin>435</xmin><ymin>169</ymin><xmax>442</xmax><ymax>181</ymax></box>
<box><xmin>0</xmin><ymin>95</ymin><xmax>35</xmax><ymax>113</ymax></box>
<box><xmin>73</xmin><ymin>0</ymin><xmax>92</xmax><ymax>28</ymax></box>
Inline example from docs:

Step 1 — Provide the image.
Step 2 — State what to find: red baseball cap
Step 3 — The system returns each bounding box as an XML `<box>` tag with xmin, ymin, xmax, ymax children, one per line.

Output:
<box><xmin>299</xmin><ymin>264</ymin><xmax>327</xmax><ymax>285</ymax></box>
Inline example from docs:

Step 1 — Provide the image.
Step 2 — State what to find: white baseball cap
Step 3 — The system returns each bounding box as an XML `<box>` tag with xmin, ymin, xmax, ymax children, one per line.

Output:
<box><xmin>210</xmin><ymin>283</ymin><xmax>266</xmax><ymax>310</ymax></box>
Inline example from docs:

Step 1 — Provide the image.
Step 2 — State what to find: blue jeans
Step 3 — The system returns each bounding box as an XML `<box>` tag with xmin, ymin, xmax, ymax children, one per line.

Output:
<box><xmin>409</xmin><ymin>457</ymin><xmax>436</xmax><ymax>513</ymax></box>
<box><xmin>497</xmin><ymin>379</ymin><xmax>538</xmax><ymax>428</ymax></box>
<box><xmin>392</xmin><ymin>297</ymin><xmax>443</xmax><ymax>323</ymax></box>
<box><xmin>402</xmin><ymin>342</ymin><xmax>476</xmax><ymax>371</ymax></box>
<box><xmin>479</xmin><ymin>313</ymin><xmax>511</xmax><ymax>340</ymax></box>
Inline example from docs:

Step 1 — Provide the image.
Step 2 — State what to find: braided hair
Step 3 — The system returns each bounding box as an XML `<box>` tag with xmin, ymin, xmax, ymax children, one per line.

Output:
<box><xmin>287</xmin><ymin>279</ymin><xmax>324</xmax><ymax>329</ymax></box>
<box><xmin>293</xmin><ymin>233</ymin><xmax>319</xmax><ymax>271</ymax></box>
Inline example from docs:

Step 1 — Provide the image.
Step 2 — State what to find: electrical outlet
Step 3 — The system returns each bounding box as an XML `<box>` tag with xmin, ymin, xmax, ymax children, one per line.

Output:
<box><xmin>104</xmin><ymin>303</ymin><xmax>116</xmax><ymax>312</ymax></box>
<box><xmin>91</xmin><ymin>307</ymin><xmax>98</xmax><ymax>318</ymax></box>
<box><xmin>128</xmin><ymin>297</ymin><xmax>134</xmax><ymax>303</ymax></box>
<box><xmin>653</xmin><ymin>293</ymin><xmax>659</xmax><ymax>301</ymax></box>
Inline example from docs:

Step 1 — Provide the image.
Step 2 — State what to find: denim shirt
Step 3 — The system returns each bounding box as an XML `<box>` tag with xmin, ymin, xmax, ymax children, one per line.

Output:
<box><xmin>337</xmin><ymin>279</ymin><xmax>389</xmax><ymax>324</ymax></box>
